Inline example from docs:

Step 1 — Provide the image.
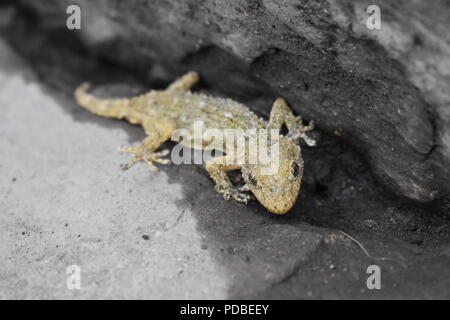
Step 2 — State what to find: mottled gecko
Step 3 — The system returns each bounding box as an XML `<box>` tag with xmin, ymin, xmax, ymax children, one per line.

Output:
<box><xmin>75</xmin><ymin>72</ymin><xmax>315</xmax><ymax>214</ymax></box>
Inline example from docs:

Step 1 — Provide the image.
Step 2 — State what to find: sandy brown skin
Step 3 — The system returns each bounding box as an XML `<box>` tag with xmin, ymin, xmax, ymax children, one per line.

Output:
<box><xmin>75</xmin><ymin>72</ymin><xmax>315</xmax><ymax>214</ymax></box>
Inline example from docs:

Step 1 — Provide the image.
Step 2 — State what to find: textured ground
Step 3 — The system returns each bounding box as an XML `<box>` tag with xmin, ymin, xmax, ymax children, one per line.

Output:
<box><xmin>1</xmin><ymin>1</ymin><xmax>450</xmax><ymax>299</ymax></box>
<box><xmin>15</xmin><ymin>0</ymin><xmax>450</xmax><ymax>204</ymax></box>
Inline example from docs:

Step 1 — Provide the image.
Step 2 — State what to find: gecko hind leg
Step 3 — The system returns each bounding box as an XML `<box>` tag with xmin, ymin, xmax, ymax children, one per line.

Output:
<box><xmin>119</xmin><ymin>145</ymin><xmax>171</xmax><ymax>171</ymax></box>
<box><xmin>118</xmin><ymin>117</ymin><xmax>175</xmax><ymax>171</ymax></box>
<box><xmin>167</xmin><ymin>71</ymin><xmax>200</xmax><ymax>92</ymax></box>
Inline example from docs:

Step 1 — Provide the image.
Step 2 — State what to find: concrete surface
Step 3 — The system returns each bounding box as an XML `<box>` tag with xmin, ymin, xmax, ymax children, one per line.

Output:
<box><xmin>0</xmin><ymin>38</ymin><xmax>323</xmax><ymax>299</ymax></box>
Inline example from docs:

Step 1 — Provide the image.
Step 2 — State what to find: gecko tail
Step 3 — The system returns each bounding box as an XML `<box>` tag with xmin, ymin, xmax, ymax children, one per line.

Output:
<box><xmin>75</xmin><ymin>82</ymin><xmax>128</xmax><ymax>119</ymax></box>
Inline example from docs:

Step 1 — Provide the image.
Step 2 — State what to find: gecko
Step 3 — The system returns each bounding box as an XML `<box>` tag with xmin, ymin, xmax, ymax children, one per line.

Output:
<box><xmin>75</xmin><ymin>71</ymin><xmax>316</xmax><ymax>214</ymax></box>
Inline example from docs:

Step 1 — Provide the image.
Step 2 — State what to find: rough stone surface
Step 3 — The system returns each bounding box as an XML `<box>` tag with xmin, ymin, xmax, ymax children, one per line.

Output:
<box><xmin>0</xmin><ymin>38</ymin><xmax>325</xmax><ymax>299</ymax></box>
<box><xmin>1</xmin><ymin>1</ymin><xmax>450</xmax><ymax>299</ymax></box>
<box><xmin>13</xmin><ymin>0</ymin><xmax>450</xmax><ymax>203</ymax></box>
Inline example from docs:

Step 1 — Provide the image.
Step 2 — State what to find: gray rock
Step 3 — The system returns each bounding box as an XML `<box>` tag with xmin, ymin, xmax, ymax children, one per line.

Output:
<box><xmin>14</xmin><ymin>0</ymin><xmax>450</xmax><ymax>202</ymax></box>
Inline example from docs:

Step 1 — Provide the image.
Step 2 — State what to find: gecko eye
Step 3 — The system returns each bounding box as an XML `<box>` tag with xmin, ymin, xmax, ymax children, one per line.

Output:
<box><xmin>248</xmin><ymin>172</ymin><xmax>258</xmax><ymax>187</ymax></box>
<box><xmin>291</xmin><ymin>162</ymin><xmax>301</xmax><ymax>178</ymax></box>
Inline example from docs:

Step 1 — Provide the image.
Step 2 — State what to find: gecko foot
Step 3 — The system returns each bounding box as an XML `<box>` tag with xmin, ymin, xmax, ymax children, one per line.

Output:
<box><xmin>119</xmin><ymin>147</ymin><xmax>171</xmax><ymax>171</ymax></box>
<box><xmin>216</xmin><ymin>186</ymin><xmax>252</xmax><ymax>204</ymax></box>
<box><xmin>287</xmin><ymin>117</ymin><xmax>316</xmax><ymax>147</ymax></box>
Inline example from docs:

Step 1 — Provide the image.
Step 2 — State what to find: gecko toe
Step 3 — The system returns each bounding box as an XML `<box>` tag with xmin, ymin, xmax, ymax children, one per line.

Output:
<box><xmin>217</xmin><ymin>187</ymin><xmax>251</xmax><ymax>204</ymax></box>
<box><xmin>155</xmin><ymin>149</ymin><xmax>170</xmax><ymax>157</ymax></box>
<box><xmin>233</xmin><ymin>192</ymin><xmax>251</xmax><ymax>204</ymax></box>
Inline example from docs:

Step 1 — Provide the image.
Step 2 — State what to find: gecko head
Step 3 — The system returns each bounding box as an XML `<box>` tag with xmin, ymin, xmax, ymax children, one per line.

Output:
<box><xmin>242</xmin><ymin>137</ymin><xmax>303</xmax><ymax>214</ymax></box>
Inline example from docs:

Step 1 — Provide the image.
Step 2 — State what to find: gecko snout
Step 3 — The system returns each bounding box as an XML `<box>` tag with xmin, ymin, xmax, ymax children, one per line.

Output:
<box><xmin>262</xmin><ymin>198</ymin><xmax>296</xmax><ymax>214</ymax></box>
<box><xmin>254</xmin><ymin>186</ymin><xmax>299</xmax><ymax>214</ymax></box>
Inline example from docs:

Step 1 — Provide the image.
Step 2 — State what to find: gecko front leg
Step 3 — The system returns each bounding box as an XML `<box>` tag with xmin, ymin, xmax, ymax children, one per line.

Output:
<box><xmin>119</xmin><ymin>116</ymin><xmax>176</xmax><ymax>171</ymax></box>
<box><xmin>269</xmin><ymin>98</ymin><xmax>316</xmax><ymax>146</ymax></box>
<box><xmin>205</xmin><ymin>156</ymin><xmax>252</xmax><ymax>204</ymax></box>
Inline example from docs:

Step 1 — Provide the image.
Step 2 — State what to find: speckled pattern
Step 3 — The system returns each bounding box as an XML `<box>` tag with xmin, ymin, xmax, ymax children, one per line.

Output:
<box><xmin>75</xmin><ymin>72</ymin><xmax>315</xmax><ymax>213</ymax></box>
